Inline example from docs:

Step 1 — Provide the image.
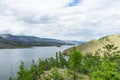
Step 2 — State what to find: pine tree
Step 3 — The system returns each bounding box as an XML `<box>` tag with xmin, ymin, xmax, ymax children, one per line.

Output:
<box><xmin>68</xmin><ymin>47</ymin><xmax>82</xmax><ymax>80</ymax></box>
<box><xmin>48</xmin><ymin>57</ymin><xmax>56</xmax><ymax>68</ymax></box>
<box><xmin>38</xmin><ymin>59</ymin><xmax>45</xmax><ymax>78</ymax></box>
<box><xmin>55</xmin><ymin>52</ymin><xmax>59</xmax><ymax>68</ymax></box>
<box><xmin>30</xmin><ymin>60</ymin><xmax>38</xmax><ymax>80</ymax></box>
<box><xmin>59</xmin><ymin>52</ymin><xmax>67</xmax><ymax>68</ymax></box>
<box><xmin>8</xmin><ymin>77</ymin><xmax>13</xmax><ymax>80</ymax></box>
<box><xmin>80</xmin><ymin>52</ymin><xmax>101</xmax><ymax>75</ymax></box>
<box><xmin>17</xmin><ymin>61</ymin><xmax>26</xmax><ymax>80</ymax></box>
<box><xmin>90</xmin><ymin>60</ymin><xmax>120</xmax><ymax>80</ymax></box>
<box><xmin>90</xmin><ymin>44</ymin><xmax>120</xmax><ymax>80</ymax></box>
<box><xmin>45</xmin><ymin>59</ymin><xmax>50</xmax><ymax>71</ymax></box>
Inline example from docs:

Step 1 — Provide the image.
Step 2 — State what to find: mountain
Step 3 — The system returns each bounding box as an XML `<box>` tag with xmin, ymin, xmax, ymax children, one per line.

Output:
<box><xmin>0</xmin><ymin>34</ymin><xmax>73</xmax><ymax>48</ymax></box>
<box><xmin>64</xmin><ymin>40</ymin><xmax>84</xmax><ymax>45</ymax></box>
<box><xmin>64</xmin><ymin>34</ymin><xmax>120</xmax><ymax>55</ymax></box>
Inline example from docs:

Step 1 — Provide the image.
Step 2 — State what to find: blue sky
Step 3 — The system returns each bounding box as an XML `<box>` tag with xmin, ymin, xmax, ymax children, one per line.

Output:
<box><xmin>0</xmin><ymin>0</ymin><xmax>120</xmax><ymax>41</ymax></box>
<box><xmin>68</xmin><ymin>0</ymin><xmax>81</xmax><ymax>6</ymax></box>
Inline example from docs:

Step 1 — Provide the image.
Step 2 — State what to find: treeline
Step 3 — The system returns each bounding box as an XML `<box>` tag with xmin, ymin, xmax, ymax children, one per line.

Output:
<box><xmin>9</xmin><ymin>44</ymin><xmax>120</xmax><ymax>80</ymax></box>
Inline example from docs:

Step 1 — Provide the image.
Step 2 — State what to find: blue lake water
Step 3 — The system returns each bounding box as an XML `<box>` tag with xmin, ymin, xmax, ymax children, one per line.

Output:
<box><xmin>0</xmin><ymin>45</ymin><xmax>73</xmax><ymax>80</ymax></box>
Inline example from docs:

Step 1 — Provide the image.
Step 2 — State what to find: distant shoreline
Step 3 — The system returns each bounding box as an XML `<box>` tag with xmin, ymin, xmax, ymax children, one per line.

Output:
<box><xmin>0</xmin><ymin>44</ymin><xmax>74</xmax><ymax>49</ymax></box>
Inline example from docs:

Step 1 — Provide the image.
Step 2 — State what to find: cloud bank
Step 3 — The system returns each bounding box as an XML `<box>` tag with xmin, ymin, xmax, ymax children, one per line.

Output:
<box><xmin>0</xmin><ymin>0</ymin><xmax>120</xmax><ymax>41</ymax></box>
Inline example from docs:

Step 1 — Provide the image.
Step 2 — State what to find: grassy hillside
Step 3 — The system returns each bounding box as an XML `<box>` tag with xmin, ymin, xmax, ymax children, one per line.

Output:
<box><xmin>64</xmin><ymin>34</ymin><xmax>120</xmax><ymax>55</ymax></box>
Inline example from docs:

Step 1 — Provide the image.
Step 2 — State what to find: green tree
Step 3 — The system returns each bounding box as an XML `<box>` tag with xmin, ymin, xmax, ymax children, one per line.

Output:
<box><xmin>48</xmin><ymin>57</ymin><xmax>56</xmax><ymax>68</ymax></box>
<box><xmin>101</xmin><ymin>44</ymin><xmax>120</xmax><ymax>72</ymax></box>
<box><xmin>17</xmin><ymin>61</ymin><xmax>26</xmax><ymax>80</ymax></box>
<box><xmin>59</xmin><ymin>52</ymin><xmax>67</xmax><ymax>68</ymax></box>
<box><xmin>68</xmin><ymin>47</ymin><xmax>82</xmax><ymax>80</ymax></box>
<box><xmin>38</xmin><ymin>59</ymin><xmax>45</xmax><ymax>78</ymax></box>
<box><xmin>8</xmin><ymin>77</ymin><xmax>14</xmax><ymax>80</ymax></box>
<box><xmin>29</xmin><ymin>60</ymin><xmax>38</xmax><ymax>80</ymax></box>
<box><xmin>90</xmin><ymin>44</ymin><xmax>120</xmax><ymax>80</ymax></box>
<box><xmin>80</xmin><ymin>52</ymin><xmax>101</xmax><ymax>75</ymax></box>
<box><xmin>90</xmin><ymin>60</ymin><xmax>120</xmax><ymax>80</ymax></box>
<box><xmin>45</xmin><ymin>59</ymin><xmax>50</xmax><ymax>71</ymax></box>
<box><xmin>102</xmin><ymin>44</ymin><xmax>120</xmax><ymax>61</ymax></box>
<box><xmin>55</xmin><ymin>52</ymin><xmax>59</xmax><ymax>68</ymax></box>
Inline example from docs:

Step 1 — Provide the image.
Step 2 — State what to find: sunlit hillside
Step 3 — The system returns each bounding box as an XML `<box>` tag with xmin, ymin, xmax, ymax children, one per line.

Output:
<box><xmin>64</xmin><ymin>34</ymin><xmax>120</xmax><ymax>55</ymax></box>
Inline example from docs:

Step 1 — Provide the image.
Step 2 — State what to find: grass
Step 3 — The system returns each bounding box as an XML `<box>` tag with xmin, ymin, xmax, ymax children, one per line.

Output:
<box><xmin>64</xmin><ymin>34</ymin><xmax>120</xmax><ymax>55</ymax></box>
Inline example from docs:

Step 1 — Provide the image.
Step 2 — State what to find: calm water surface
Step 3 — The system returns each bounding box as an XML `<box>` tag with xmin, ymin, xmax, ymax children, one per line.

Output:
<box><xmin>0</xmin><ymin>45</ymin><xmax>73</xmax><ymax>80</ymax></box>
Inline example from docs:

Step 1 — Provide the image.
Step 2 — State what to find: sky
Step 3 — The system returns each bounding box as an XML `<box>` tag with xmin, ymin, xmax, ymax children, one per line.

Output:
<box><xmin>0</xmin><ymin>0</ymin><xmax>120</xmax><ymax>41</ymax></box>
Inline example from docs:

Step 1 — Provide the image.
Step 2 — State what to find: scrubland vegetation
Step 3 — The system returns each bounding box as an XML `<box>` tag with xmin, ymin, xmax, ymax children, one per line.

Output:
<box><xmin>9</xmin><ymin>44</ymin><xmax>120</xmax><ymax>80</ymax></box>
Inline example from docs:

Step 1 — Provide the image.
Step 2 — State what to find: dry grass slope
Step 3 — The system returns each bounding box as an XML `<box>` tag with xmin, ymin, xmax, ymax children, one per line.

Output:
<box><xmin>64</xmin><ymin>34</ymin><xmax>120</xmax><ymax>55</ymax></box>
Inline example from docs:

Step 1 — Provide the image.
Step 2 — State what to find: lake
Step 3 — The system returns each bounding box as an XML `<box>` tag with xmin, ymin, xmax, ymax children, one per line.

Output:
<box><xmin>0</xmin><ymin>45</ymin><xmax>73</xmax><ymax>80</ymax></box>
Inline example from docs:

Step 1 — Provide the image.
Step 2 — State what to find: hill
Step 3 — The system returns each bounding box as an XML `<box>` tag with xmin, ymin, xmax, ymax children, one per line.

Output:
<box><xmin>63</xmin><ymin>40</ymin><xmax>84</xmax><ymax>45</ymax></box>
<box><xmin>64</xmin><ymin>34</ymin><xmax>120</xmax><ymax>55</ymax></box>
<box><xmin>0</xmin><ymin>34</ymin><xmax>73</xmax><ymax>48</ymax></box>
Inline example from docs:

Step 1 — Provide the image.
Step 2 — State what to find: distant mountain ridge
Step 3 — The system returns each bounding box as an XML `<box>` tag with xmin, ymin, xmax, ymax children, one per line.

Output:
<box><xmin>0</xmin><ymin>34</ymin><xmax>65</xmax><ymax>43</ymax></box>
<box><xmin>64</xmin><ymin>40</ymin><xmax>84</xmax><ymax>45</ymax></box>
<box><xmin>0</xmin><ymin>34</ymin><xmax>75</xmax><ymax>48</ymax></box>
<box><xmin>64</xmin><ymin>34</ymin><xmax>120</xmax><ymax>55</ymax></box>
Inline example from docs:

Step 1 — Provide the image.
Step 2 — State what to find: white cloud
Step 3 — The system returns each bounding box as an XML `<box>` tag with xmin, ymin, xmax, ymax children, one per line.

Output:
<box><xmin>0</xmin><ymin>0</ymin><xmax>120</xmax><ymax>41</ymax></box>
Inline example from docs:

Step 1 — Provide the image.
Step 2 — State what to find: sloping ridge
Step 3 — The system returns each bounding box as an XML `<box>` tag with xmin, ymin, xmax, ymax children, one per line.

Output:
<box><xmin>0</xmin><ymin>34</ymin><xmax>72</xmax><ymax>48</ymax></box>
<box><xmin>64</xmin><ymin>34</ymin><xmax>120</xmax><ymax>55</ymax></box>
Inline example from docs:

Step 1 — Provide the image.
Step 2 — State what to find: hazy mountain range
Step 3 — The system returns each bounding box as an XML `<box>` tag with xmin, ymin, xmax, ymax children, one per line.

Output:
<box><xmin>64</xmin><ymin>40</ymin><xmax>84</xmax><ymax>45</ymax></box>
<box><xmin>0</xmin><ymin>34</ymin><xmax>83</xmax><ymax>48</ymax></box>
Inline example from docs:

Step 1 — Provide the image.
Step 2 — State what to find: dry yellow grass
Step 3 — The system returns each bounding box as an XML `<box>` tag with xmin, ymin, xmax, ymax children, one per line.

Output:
<box><xmin>64</xmin><ymin>34</ymin><xmax>120</xmax><ymax>55</ymax></box>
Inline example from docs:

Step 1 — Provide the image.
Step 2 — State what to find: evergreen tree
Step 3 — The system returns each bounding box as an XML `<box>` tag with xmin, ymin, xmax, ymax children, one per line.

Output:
<box><xmin>80</xmin><ymin>52</ymin><xmax>101</xmax><ymax>75</ymax></box>
<box><xmin>90</xmin><ymin>44</ymin><xmax>120</xmax><ymax>80</ymax></box>
<box><xmin>59</xmin><ymin>52</ymin><xmax>67</xmax><ymax>68</ymax></box>
<box><xmin>102</xmin><ymin>44</ymin><xmax>119</xmax><ymax>61</ymax></box>
<box><xmin>38</xmin><ymin>59</ymin><xmax>45</xmax><ymax>77</ymax></box>
<box><xmin>68</xmin><ymin>47</ymin><xmax>82</xmax><ymax>80</ymax></box>
<box><xmin>30</xmin><ymin>60</ymin><xmax>38</xmax><ymax>80</ymax></box>
<box><xmin>48</xmin><ymin>57</ymin><xmax>56</xmax><ymax>68</ymax></box>
<box><xmin>103</xmin><ymin>44</ymin><xmax>120</xmax><ymax>73</ymax></box>
<box><xmin>45</xmin><ymin>59</ymin><xmax>50</xmax><ymax>71</ymax></box>
<box><xmin>8</xmin><ymin>77</ymin><xmax>13</xmax><ymax>80</ymax></box>
<box><xmin>17</xmin><ymin>61</ymin><xmax>26</xmax><ymax>80</ymax></box>
<box><xmin>90</xmin><ymin>60</ymin><xmax>120</xmax><ymax>80</ymax></box>
<box><xmin>55</xmin><ymin>52</ymin><xmax>59</xmax><ymax>68</ymax></box>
